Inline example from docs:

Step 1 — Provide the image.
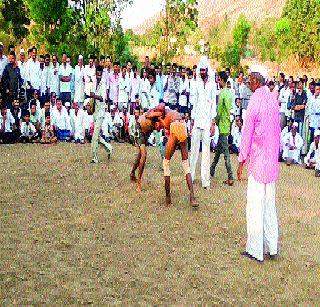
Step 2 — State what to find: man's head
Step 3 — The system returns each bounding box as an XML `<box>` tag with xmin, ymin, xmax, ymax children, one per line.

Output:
<box><xmin>66</xmin><ymin>56</ymin><xmax>71</xmax><ymax>65</ymax></box>
<box><xmin>100</xmin><ymin>55</ymin><xmax>105</xmax><ymax>67</ymax></box>
<box><xmin>181</xmin><ymin>67</ymin><xmax>186</xmax><ymax>79</ymax></box>
<box><xmin>45</xmin><ymin>114</ymin><xmax>51</xmax><ymax>125</ymax></box>
<box><xmin>121</xmin><ymin>66</ymin><xmax>127</xmax><ymax>76</ymax></box>
<box><xmin>32</xmin><ymin>47</ymin><xmax>37</xmax><ymax>60</ymax></box>
<box><xmin>106</xmin><ymin>56</ymin><xmax>111</xmax><ymax>68</ymax></box>
<box><xmin>19</xmin><ymin>49</ymin><xmax>25</xmax><ymax>62</ymax></box>
<box><xmin>50</xmin><ymin>92</ymin><xmax>56</xmax><ymax>105</ymax></box>
<box><xmin>291</xmin><ymin>122</ymin><xmax>298</xmax><ymax>135</ymax></box>
<box><xmin>134</xmin><ymin>107</ymin><xmax>140</xmax><ymax>119</ymax></box>
<box><xmin>236</xmin><ymin>116</ymin><xmax>243</xmax><ymax>128</ymax></box>
<box><xmin>62</xmin><ymin>53</ymin><xmax>67</xmax><ymax>65</ymax></box>
<box><xmin>73</xmin><ymin>101</ymin><xmax>79</xmax><ymax>112</ymax></box>
<box><xmin>248</xmin><ymin>65</ymin><xmax>268</xmax><ymax>92</ymax></box>
<box><xmin>133</xmin><ymin>65</ymin><xmax>137</xmax><ymax>76</ymax></box>
<box><xmin>127</xmin><ymin>60</ymin><xmax>132</xmax><ymax>72</ymax></box>
<box><xmin>24</xmin><ymin>110</ymin><xmax>30</xmax><ymax>122</ymax></box>
<box><xmin>309</xmin><ymin>81</ymin><xmax>316</xmax><ymax>95</ymax></box>
<box><xmin>13</xmin><ymin>99</ymin><xmax>19</xmax><ymax>109</ymax></box>
<box><xmin>145</xmin><ymin>56</ymin><xmax>150</xmax><ymax>67</ymax></box>
<box><xmin>30</xmin><ymin>104</ymin><xmax>37</xmax><ymax>115</ymax></box>
<box><xmin>8</xmin><ymin>51</ymin><xmax>16</xmax><ymax>65</ymax></box>
<box><xmin>0</xmin><ymin>42</ymin><xmax>4</xmax><ymax>55</ymax></box>
<box><xmin>8</xmin><ymin>44</ymin><xmax>15</xmax><ymax>53</ymax></box>
<box><xmin>148</xmin><ymin>70</ymin><xmax>156</xmax><ymax>85</ymax></box>
<box><xmin>56</xmin><ymin>99</ymin><xmax>62</xmax><ymax>111</ymax></box>
<box><xmin>1</xmin><ymin>107</ymin><xmax>7</xmax><ymax>117</ymax></box>
<box><xmin>166</xmin><ymin>64</ymin><xmax>171</xmax><ymax>75</ymax></box>
<box><xmin>96</xmin><ymin>65</ymin><xmax>103</xmax><ymax>82</ymax></box>
<box><xmin>193</xmin><ymin>65</ymin><xmax>197</xmax><ymax>77</ymax></box>
<box><xmin>268</xmin><ymin>81</ymin><xmax>275</xmax><ymax>92</ymax></box>
<box><xmin>225</xmin><ymin>68</ymin><xmax>231</xmax><ymax>77</ymax></box>
<box><xmin>44</xmin><ymin>101</ymin><xmax>50</xmax><ymax>112</ymax></box>
<box><xmin>315</xmin><ymin>83</ymin><xmax>320</xmax><ymax>98</ymax></box>
<box><xmin>39</xmin><ymin>55</ymin><xmax>45</xmax><ymax>69</ymax></box>
<box><xmin>279</xmin><ymin>73</ymin><xmax>285</xmax><ymax>83</ymax></box>
<box><xmin>45</xmin><ymin>54</ymin><xmax>50</xmax><ymax>66</ymax></box>
<box><xmin>218</xmin><ymin>71</ymin><xmax>228</xmax><ymax>87</ymax></box>
<box><xmin>33</xmin><ymin>90</ymin><xmax>39</xmax><ymax>100</ymax></box>
<box><xmin>52</xmin><ymin>55</ymin><xmax>58</xmax><ymax>66</ymax></box>
<box><xmin>142</xmin><ymin>68</ymin><xmax>148</xmax><ymax>79</ymax></box>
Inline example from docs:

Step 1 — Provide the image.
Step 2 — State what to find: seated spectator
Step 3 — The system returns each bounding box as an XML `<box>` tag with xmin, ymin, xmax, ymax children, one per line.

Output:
<box><xmin>70</xmin><ymin>101</ymin><xmax>86</xmax><ymax>143</ymax></box>
<box><xmin>84</xmin><ymin>101</ymin><xmax>94</xmax><ymax>142</ymax></box>
<box><xmin>282</xmin><ymin>122</ymin><xmax>304</xmax><ymax>165</ymax></box>
<box><xmin>10</xmin><ymin>98</ymin><xmax>22</xmax><ymax>142</ymax></box>
<box><xmin>40</xmin><ymin>101</ymin><xmax>51</xmax><ymax>128</ymax></box>
<box><xmin>0</xmin><ymin>107</ymin><xmax>15</xmax><ymax>144</ymax></box>
<box><xmin>230</xmin><ymin>116</ymin><xmax>243</xmax><ymax>154</ymax></box>
<box><xmin>51</xmin><ymin>98</ymin><xmax>71</xmax><ymax>141</ymax></box>
<box><xmin>30</xmin><ymin>103</ymin><xmax>42</xmax><ymax>137</ymax></box>
<box><xmin>305</xmin><ymin>130</ymin><xmax>320</xmax><ymax>169</ymax></box>
<box><xmin>20</xmin><ymin>111</ymin><xmax>38</xmax><ymax>143</ymax></box>
<box><xmin>41</xmin><ymin>114</ymin><xmax>57</xmax><ymax>144</ymax></box>
<box><xmin>29</xmin><ymin>90</ymin><xmax>41</xmax><ymax>110</ymax></box>
<box><xmin>112</xmin><ymin>106</ymin><xmax>123</xmax><ymax>142</ymax></box>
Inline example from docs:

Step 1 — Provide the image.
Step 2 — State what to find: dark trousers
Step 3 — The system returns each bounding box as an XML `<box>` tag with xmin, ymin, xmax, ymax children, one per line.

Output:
<box><xmin>210</xmin><ymin>135</ymin><xmax>234</xmax><ymax>180</ymax></box>
<box><xmin>0</xmin><ymin>132</ymin><xmax>14</xmax><ymax>144</ymax></box>
<box><xmin>60</xmin><ymin>92</ymin><xmax>71</xmax><ymax>105</ymax></box>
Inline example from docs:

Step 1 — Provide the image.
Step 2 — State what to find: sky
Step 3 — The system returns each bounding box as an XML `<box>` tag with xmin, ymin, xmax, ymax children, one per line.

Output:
<box><xmin>121</xmin><ymin>0</ymin><xmax>164</xmax><ymax>29</ymax></box>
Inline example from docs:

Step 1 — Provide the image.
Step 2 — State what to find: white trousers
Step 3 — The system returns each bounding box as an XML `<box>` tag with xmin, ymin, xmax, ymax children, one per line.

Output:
<box><xmin>190</xmin><ymin>127</ymin><xmax>211</xmax><ymax>188</ymax></box>
<box><xmin>246</xmin><ymin>175</ymin><xmax>279</xmax><ymax>261</ymax></box>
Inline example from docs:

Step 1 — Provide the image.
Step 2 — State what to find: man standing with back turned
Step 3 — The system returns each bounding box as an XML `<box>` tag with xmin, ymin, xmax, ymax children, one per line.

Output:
<box><xmin>237</xmin><ymin>65</ymin><xmax>281</xmax><ymax>263</ymax></box>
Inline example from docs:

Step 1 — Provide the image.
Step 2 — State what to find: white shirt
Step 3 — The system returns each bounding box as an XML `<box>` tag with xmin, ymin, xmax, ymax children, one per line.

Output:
<box><xmin>282</xmin><ymin>132</ymin><xmax>303</xmax><ymax>150</ymax></box>
<box><xmin>26</xmin><ymin>58</ymin><xmax>41</xmax><ymax>90</ymax></box>
<box><xmin>93</xmin><ymin>81</ymin><xmax>107</xmax><ymax>119</ymax></box>
<box><xmin>113</xmin><ymin>112</ymin><xmax>123</xmax><ymax>127</ymax></box>
<box><xmin>21</xmin><ymin>121</ymin><xmax>37</xmax><ymax>137</ymax></box>
<box><xmin>0</xmin><ymin>110</ymin><xmax>15</xmax><ymax>132</ymax></box>
<box><xmin>192</xmin><ymin>79</ymin><xmax>217</xmax><ymax>130</ymax></box>
<box><xmin>0</xmin><ymin>54</ymin><xmax>8</xmax><ymax>78</ymax></box>
<box><xmin>231</xmin><ymin>124</ymin><xmax>242</xmax><ymax>148</ymax></box>
<box><xmin>308</xmin><ymin>95</ymin><xmax>320</xmax><ymax>128</ymax></box>
<box><xmin>84</xmin><ymin>111</ymin><xmax>94</xmax><ymax>131</ymax></box>
<box><xmin>102</xmin><ymin>111</ymin><xmax>113</xmax><ymax>137</ymax></box>
<box><xmin>84</xmin><ymin>65</ymin><xmax>96</xmax><ymax>96</ymax></box>
<box><xmin>74</xmin><ymin>65</ymin><xmax>85</xmax><ymax>102</ymax></box>
<box><xmin>58</xmin><ymin>64</ymin><xmax>73</xmax><ymax>93</ymax></box>
<box><xmin>118</xmin><ymin>75</ymin><xmax>129</xmax><ymax>103</ymax></box>
<box><xmin>279</xmin><ymin>87</ymin><xmax>291</xmax><ymax>113</ymax></box>
<box><xmin>179</xmin><ymin>78</ymin><xmax>189</xmax><ymax>107</ymax></box>
<box><xmin>189</xmin><ymin>77</ymin><xmax>198</xmax><ymax>106</ymax></box>
<box><xmin>17</xmin><ymin>60</ymin><xmax>28</xmax><ymax>86</ymax></box>
<box><xmin>52</xmin><ymin>107</ymin><xmax>71</xmax><ymax>130</ymax></box>
<box><xmin>48</xmin><ymin>63</ymin><xmax>60</xmax><ymax>95</ymax></box>
<box><xmin>39</xmin><ymin>68</ymin><xmax>48</xmax><ymax>94</ymax></box>
<box><xmin>70</xmin><ymin>108</ymin><xmax>86</xmax><ymax>139</ymax></box>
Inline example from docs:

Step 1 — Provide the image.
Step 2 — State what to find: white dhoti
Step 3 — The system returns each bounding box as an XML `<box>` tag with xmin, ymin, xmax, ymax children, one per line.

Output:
<box><xmin>246</xmin><ymin>175</ymin><xmax>279</xmax><ymax>261</ymax></box>
<box><xmin>190</xmin><ymin>127</ymin><xmax>211</xmax><ymax>188</ymax></box>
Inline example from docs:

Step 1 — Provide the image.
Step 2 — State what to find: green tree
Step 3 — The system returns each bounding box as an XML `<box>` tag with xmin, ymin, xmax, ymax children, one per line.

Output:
<box><xmin>222</xmin><ymin>42</ymin><xmax>241</xmax><ymax>70</ymax></box>
<box><xmin>0</xmin><ymin>0</ymin><xmax>30</xmax><ymax>41</ymax></box>
<box><xmin>282</xmin><ymin>0</ymin><xmax>320</xmax><ymax>63</ymax></box>
<box><xmin>232</xmin><ymin>14</ymin><xmax>251</xmax><ymax>55</ymax></box>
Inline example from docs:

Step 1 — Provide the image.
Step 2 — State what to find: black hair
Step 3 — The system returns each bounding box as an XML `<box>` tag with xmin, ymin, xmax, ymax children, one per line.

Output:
<box><xmin>24</xmin><ymin>110</ymin><xmax>30</xmax><ymax>117</ymax></box>
<box><xmin>122</xmin><ymin>65</ymin><xmax>126</xmax><ymax>70</ymax></box>
<box><xmin>135</xmin><ymin>94</ymin><xmax>139</xmax><ymax>99</ymax></box>
<box><xmin>96</xmin><ymin>65</ymin><xmax>103</xmax><ymax>73</ymax></box>
<box><xmin>219</xmin><ymin>71</ymin><xmax>228</xmax><ymax>83</ymax></box>
<box><xmin>100</xmin><ymin>55</ymin><xmax>105</xmax><ymax>60</ymax></box>
<box><xmin>9</xmin><ymin>51</ymin><xmax>16</xmax><ymax>57</ymax></box>
<box><xmin>45</xmin><ymin>111</ymin><xmax>50</xmax><ymax>118</ymax></box>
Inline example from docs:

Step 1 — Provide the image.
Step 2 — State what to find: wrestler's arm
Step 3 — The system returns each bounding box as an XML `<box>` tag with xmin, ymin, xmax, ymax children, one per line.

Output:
<box><xmin>145</xmin><ymin>111</ymin><xmax>163</xmax><ymax>120</ymax></box>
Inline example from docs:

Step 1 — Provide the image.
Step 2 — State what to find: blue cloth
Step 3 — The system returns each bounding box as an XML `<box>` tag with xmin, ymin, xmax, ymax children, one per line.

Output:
<box><xmin>56</xmin><ymin>129</ymin><xmax>71</xmax><ymax>141</ymax></box>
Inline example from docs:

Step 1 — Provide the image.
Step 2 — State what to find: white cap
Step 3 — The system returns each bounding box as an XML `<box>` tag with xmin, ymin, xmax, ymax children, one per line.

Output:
<box><xmin>20</xmin><ymin>48</ymin><xmax>25</xmax><ymax>54</ymax></box>
<box><xmin>249</xmin><ymin>64</ymin><xmax>269</xmax><ymax>81</ymax></box>
<box><xmin>198</xmin><ymin>56</ymin><xmax>209</xmax><ymax>70</ymax></box>
<box><xmin>314</xmin><ymin>130</ymin><xmax>320</xmax><ymax>137</ymax></box>
<box><xmin>0</xmin><ymin>42</ymin><xmax>3</xmax><ymax>47</ymax></box>
<box><xmin>65</xmin><ymin>102</ymin><xmax>71</xmax><ymax>107</ymax></box>
<box><xmin>293</xmin><ymin>122</ymin><xmax>299</xmax><ymax>128</ymax></box>
<box><xmin>78</xmin><ymin>54</ymin><xmax>83</xmax><ymax>60</ymax></box>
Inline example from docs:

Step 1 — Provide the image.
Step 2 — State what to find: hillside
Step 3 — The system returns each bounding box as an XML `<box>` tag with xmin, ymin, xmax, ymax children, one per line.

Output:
<box><xmin>132</xmin><ymin>0</ymin><xmax>287</xmax><ymax>34</ymax></box>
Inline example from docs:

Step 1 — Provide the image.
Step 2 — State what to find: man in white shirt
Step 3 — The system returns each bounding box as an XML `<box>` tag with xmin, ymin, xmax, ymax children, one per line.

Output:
<box><xmin>308</xmin><ymin>82</ymin><xmax>320</xmax><ymax>143</ymax></box>
<box><xmin>17</xmin><ymin>49</ymin><xmax>28</xmax><ymax>94</ymax></box>
<box><xmin>20</xmin><ymin>111</ymin><xmax>38</xmax><ymax>143</ymax></box>
<box><xmin>282</xmin><ymin>122</ymin><xmax>304</xmax><ymax>165</ymax></box>
<box><xmin>48</xmin><ymin>54</ymin><xmax>60</xmax><ymax>97</ymax></box>
<box><xmin>188</xmin><ymin>67</ymin><xmax>198</xmax><ymax>112</ymax></box>
<box><xmin>51</xmin><ymin>98</ymin><xmax>71</xmax><ymax>141</ymax></box>
<box><xmin>178</xmin><ymin>67</ymin><xmax>189</xmax><ymax>114</ymax></box>
<box><xmin>87</xmin><ymin>66</ymin><xmax>110</xmax><ymax>163</ymax></box>
<box><xmin>74</xmin><ymin>55</ymin><xmax>85</xmax><ymax>108</ymax></box>
<box><xmin>39</xmin><ymin>55</ymin><xmax>49</xmax><ymax>107</ymax></box>
<box><xmin>189</xmin><ymin>63</ymin><xmax>217</xmax><ymax>189</ymax></box>
<box><xmin>279</xmin><ymin>82</ymin><xmax>291</xmax><ymax>129</ymax></box>
<box><xmin>58</xmin><ymin>54</ymin><xmax>73</xmax><ymax>105</ymax></box>
<box><xmin>148</xmin><ymin>71</ymin><xmax>160</xmax><ymax>110</ymax></box>
<box><xmin>118</xmin><ymin>66</ymin><xmax>129</xmax><ymax>111</ymax></box>
<box><xmin>0</xmin><ymin>107</ymin><xmax>15</xmax><ymax>143</ymax></box>
<box><xmin>70</xmin><ymin>101</ymin><xmax>86</xmax><ymax>143</ymax></box>
<box><xmin>84</xmin><ymin>55</ymin><xmax>96</xmax><ymax>97</ymax></box>
<box><xmin>26</xmin><ymin>46</ymin><xmax>41</xmax><ymax>102</ymax></box>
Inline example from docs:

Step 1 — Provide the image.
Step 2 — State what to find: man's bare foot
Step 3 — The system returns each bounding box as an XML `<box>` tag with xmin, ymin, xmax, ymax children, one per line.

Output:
<box><xmin>130</xmin><ymin>173</ymin><xmax>137</xmax><ymax>182</ymax></box>
<box><xmin>136</xmin><ymin>179</ymin><xmax>142</xmax><ymax>192</ymax></box>
<box><xmin>223</xmin><ymin>180</ymin><xmax>234</xmax><ymax>186</ymax></box>
<box><xmin>190</xmin><ymin>197</ymin><xmax>199</xmax><ymax>209</ymax></box>
<box><xmin>165</xmin><ymin>196</ymin><xmax>172</xmax><ymax>207</ymax></box>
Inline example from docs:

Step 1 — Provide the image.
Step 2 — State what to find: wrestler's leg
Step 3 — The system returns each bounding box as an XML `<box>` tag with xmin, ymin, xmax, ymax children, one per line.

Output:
<box><xmin>130</xmin><ymin>146</ymin><xmax>141</xmax><ymax>182</ymax></box>
<box><xmin>164</xmin><ymin>135</ymin><xmax>176</xmax><ymax>206</ymax></box>
<box><xmin>136</xmin><ymin>144</ymin><xmax>147</xmax><ymax>192</ymax></box>
<box><xmin>180</xmin><ymin>140</ymin><xmax>198</xmax><ymax>208</ymax></box>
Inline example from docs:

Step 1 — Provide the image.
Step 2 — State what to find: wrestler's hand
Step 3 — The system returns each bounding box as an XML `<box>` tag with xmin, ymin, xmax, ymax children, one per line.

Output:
<box><xmin>237</xmin><ymin>162</ymin><xmax>244</xmax><ymax>181</ymax></box>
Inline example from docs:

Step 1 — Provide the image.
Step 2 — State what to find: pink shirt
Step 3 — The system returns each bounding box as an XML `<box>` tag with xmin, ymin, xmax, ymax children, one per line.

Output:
<box><xmin>239</xmin><ymin>86</ymin><xmax>281</xmax><ymax>184</ymax></box>
<box><xmin>108</xmin><ymin>73</ymin><xmax>119</xmax><ymax>102</ymax></box>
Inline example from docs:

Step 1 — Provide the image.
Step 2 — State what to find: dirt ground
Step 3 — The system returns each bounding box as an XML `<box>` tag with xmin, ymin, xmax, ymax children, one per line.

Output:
<box><xmin>0</xmin><ymin>143</ymin><xmax>319</xmax><ymax>304</ymax></box>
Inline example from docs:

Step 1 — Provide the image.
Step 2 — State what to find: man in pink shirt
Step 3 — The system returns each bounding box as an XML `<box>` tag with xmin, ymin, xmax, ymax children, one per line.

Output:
<box><xmin>237</xmin><ymin>65</ymin><xmax>281</xmax><ymax>263</ymax></box>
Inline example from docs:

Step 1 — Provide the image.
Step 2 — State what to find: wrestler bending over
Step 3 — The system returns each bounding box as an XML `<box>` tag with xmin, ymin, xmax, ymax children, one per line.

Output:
<box><xmin>152</xmin><ymin>107</ymin><xmax>198</xmax><ymax>208</ymax></box>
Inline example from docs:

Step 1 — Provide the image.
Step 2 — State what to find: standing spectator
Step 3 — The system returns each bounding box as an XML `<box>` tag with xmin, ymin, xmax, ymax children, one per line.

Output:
<box><xmin>84</xmin><ymin>55</ymin><xmax>96</xmax><ymax>97</ymax></box>
<box><xmin>118</xmin><ymin>66</ymin><xmax>129</xmax><ymax>111</ymax></box>
<box><xmin>139</xmin><ymin>69</ymin><xmax>150</xmax><ymax>110</ymax></box>
<box><xmin>291</xmin><ymin>81</ymin><xmax>307</xmax><ymax>135</ymax></box>
<box><xmin>237</xmin><ymin>65</ymin><xmax>281</xmax><ymax>263</ymax></box>
<box><xmin>48</xmin><ymin>54</ymin><xmax>60</xmax><ymax>97</ymax></box>
<box><xmin>279</xmin><ymin>82</ymin><xmax>292</xmax><ymax>129</ymax></box>
<box><xmin>108</xmin><ymin>62</ymin><xmax>119</xmax><ymax>107</ymax></box>
<box><xmin>167</xmin><ymin>65</ymin><xmax>180</xmax><ymax>109</ymax></box>
<box><xmin>58</xmin><ymin>54</ymin><xmax>73</xmax><ymax>105</ymax></box>
<box><xmin>155</xmin><ymin>65</ymin><xmax>164</xmax><ymax>103</ymax></box>
<box><xmin>148</xmin><ymin>70</ymin><xmax>160</xmax><ymax>109</ymax></box>
<box><xmin>17</xmin><ymin>49</ymin><xmax>28</xmax><ymax>98</ymax></box>
<box><xmin>210</xmin><ymin>71</ymin><xmax>234</xmax><ymax>186</ymax></box>
<box><xmin>74</xmin><ymin>55</ymin><xmax>85</xmax><ymax>108</ymax></box>
<box><xmin>0</xmin><ymin>42</ymin><xmax>8</xmax><ymax>97</ymax></box>
<box><xmin>26</xmin><ymin>47</ymin><xmax>41</xmax><ymax>103</ymax></box>
<box><xmin>130</xmin><ymin>66</ymin><xmax>140</xmax><ymax>112</ymax></box>
<box><xmin>39</xmin><ymin>55</ymin><xmax>49</xmax><ymax>107</ymax></box>
<box><xmin>307</xmin><ymin>82</ymin><xmax>320</xmax><ymax>144</ymax></box>
<box><xmin>2</xmin><ymin>51</ymin><xmax>22</xmax><ymax>108</ymax></box>
<box><xmin>178</xmin><ymin>67</ymin><xmax>189</xmax><ymax>114</ymax></box>
<box><xmin>189</xmin><ymin>62</ymin><xmax>216</xmax><ymax>190</ymax></box>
